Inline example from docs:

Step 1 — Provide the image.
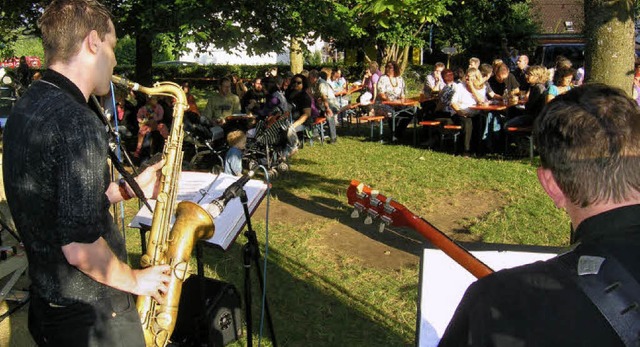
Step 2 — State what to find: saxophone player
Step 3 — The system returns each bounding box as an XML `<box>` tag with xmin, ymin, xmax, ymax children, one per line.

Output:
<box><xmin>2</xmin><ymin>1</ymin><xmax>170</xmax><ymax>345</ymax></box>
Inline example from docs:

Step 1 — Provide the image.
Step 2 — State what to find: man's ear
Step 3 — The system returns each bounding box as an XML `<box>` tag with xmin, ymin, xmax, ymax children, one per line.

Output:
<box><xmin>537</xmin><ymin>167</ymin><xmax>567</xmax><ymax>209</ymax></box>
<box><xmin>87</xmin><ymin>30</ymin><xmax>101</xmax><ymax>54</ymax></box>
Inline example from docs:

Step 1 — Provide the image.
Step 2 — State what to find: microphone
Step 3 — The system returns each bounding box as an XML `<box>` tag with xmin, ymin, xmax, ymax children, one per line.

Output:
<box><xmin>206</xmin><ymin>170</ymin><xmax>255</xmax><ymax>218</ymax></box>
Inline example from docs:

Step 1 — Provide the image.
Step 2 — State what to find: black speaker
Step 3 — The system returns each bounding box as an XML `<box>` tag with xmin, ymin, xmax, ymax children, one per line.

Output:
<box><xmin>171</xmin><ymin>275</ymin><xmax>243</xmax><ymax>347</ymax></box>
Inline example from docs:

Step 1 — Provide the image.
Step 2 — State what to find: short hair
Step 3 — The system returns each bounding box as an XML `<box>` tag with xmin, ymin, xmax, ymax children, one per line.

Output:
<box><xmin>227</xmin><ymin>130</ymin><xmax>247</xmax><ymax>148</ymax></box>
<box><xmin>220</xmin><ymin>76</ymin><xmax>232</xmax><ymax>84</ymax></box>
<box><xmin>526</xmin><ymin>65</ymin><xmax>548</xmax><ymax>85</ymax></box>
<box><xmin>479</xmin><ymin>63</ymin><xmax>493</xmax><ymax>78</ymax></box>
<box><xmin>308</xmin><ymin>69</ymin><xmax>319</xmax><ymax>79</ymax></box>
<box><xmin>434</xmin><ymin>62</ymin><xmax>445</xmax><ymax>69</ymax></box>
<box><xmin>555</xmin><ymin>55</ymin><xmax>572</xmax><ymax>69</ymax></box>
<box><xmin>441</xmin><ymin>69</ymin><xmax>454</xmax><ymax>84</ymax></box>
<box><xmin>518</xmin><ymin>55</ymin><xmax>529</xmax><ymax>65</ymax></box>
<box><xmin>320</xmin><ymin>67</ymin><xmax>332</xmax><ymax>79</ymax></box>
<box><xmin>553</xmin><ymin>66</ymin><xmax>575</xmax><ymax>86</ymax></box>
<box><xmin>368</xmin><ymin>61</ymin><xmax>379</xmax><ymax>73</ymax></box>
<box><xmin>319</xmin><ymin>70</ymin><xmax>329</xmax><ymax>80</ymax></box>
<box><xmin>38</xmin><ymin>0</ymin><xmax>113</xmax><ymax>66</ymax></box>
<box><xmin>534</xmin><ymin>84</ymin><xmax>640</xmax><ymax>207</ymax></box>
<box><xmin>497</xmin><ymin>63</ymin><xmax>509</xmax><ymax>75</ymax></box>
<box><xmin>469</xmin><ymin>57</ymin><xmax>480</xmax><ymax>66</ymax></box>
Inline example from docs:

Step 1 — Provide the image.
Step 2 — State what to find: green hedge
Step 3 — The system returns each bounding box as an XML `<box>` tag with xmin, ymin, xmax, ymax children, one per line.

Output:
<box><xmin>113</xmin><ymin>62</ymin><xmax>435</xmax><ymax>94</ymax></box>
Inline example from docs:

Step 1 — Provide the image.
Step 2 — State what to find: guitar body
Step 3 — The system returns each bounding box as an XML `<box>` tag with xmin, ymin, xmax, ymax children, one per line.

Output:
<box><xmin>347</xmin><ymin>180</ymin><xmax>494</xmax><ymax>279</ymax></box>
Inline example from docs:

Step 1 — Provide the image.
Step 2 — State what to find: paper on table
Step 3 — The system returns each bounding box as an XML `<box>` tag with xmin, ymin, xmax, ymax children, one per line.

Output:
<box><xmin>129</xmin><ymin>171</ymin><xmax>268</xmax><ymax>250</ymax></box>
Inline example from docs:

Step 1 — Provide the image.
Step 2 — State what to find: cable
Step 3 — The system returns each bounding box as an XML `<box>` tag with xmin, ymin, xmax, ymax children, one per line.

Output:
<box><xmin>256</xmin><ymin>165</ymin><xmax>271</xmax><ymax>347</ymax></box>
<box><xmin>109</xmin><ymin>82</ymin><xmax>127</xmax><ymax>239</ymax></box>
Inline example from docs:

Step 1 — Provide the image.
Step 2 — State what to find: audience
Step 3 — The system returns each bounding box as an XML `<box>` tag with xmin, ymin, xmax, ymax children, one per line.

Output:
<box><xmin>134</xmin><ymin>95</ymin><xmax>168</xmax><ymax>158</ymax></box>
<box><xmin>547</xmin><ymin>66</ymin><xmax>575</xmax><ymax>103</ymax></box>
<box><xmin>506</xmin><ymin>65</ymin><xmax>548</xmax><ymax>128</ymax></box>
<box><xmin>224</xmin><ymin>130</ymin><xmax>246</xmax><ymax>176</ymax></box>
<box><xmin>310</xmin><ymin>69</ymin><xmax>339</xmax><ymax>144</ymax></box>
<box><xmin>450</xmin><ymin>67</ymin><xmax>486</xmax><ymax>156</ymax></box>
<box><xmin>376</xmin><ymin>60</ymin><xmax>410</xmax><ymax>141</ymax></box>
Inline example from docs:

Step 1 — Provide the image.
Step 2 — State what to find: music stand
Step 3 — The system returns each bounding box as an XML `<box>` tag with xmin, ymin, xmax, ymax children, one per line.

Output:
<box><xmin>238</xmin><ymin>189</ymin><xmax>277</xmax><ymax>347</ymax></box>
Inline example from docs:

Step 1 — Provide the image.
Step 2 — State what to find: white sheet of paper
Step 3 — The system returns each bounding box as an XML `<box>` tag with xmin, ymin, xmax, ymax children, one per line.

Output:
<box><xmin>130</xmin><ymin>171</ymin><xmax>268</xmax><ymax>250</ymax></box>
<box><xmin>418</xmin><ymin>248</ymin><xmax>558</xmax><ymax>347</ymax></box>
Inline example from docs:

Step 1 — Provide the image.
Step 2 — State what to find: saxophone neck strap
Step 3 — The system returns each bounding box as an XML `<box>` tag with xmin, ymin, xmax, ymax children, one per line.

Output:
<box><xmin>90</xmin><ymin>94</ymin><xmax>154</xmax><ymax>213</ymax></box>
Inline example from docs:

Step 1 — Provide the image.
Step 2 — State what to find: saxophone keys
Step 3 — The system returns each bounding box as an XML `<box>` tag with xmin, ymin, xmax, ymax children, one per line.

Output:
<box><xmin>172</xmin><ymin>261</ymin><xmax>189</xmax><ymax>281</ymax></box>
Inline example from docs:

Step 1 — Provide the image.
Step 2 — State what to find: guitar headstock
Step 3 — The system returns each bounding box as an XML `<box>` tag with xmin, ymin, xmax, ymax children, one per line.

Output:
<box><xmin>346</xmin><ymin>180</ymin><xmax>416</xmax><ymax>233</ymax></box>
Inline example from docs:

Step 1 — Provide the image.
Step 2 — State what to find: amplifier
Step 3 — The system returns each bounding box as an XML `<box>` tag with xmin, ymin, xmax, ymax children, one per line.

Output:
<box><xmin>171</xmin><ymin>275</ymin><xmax>243</xmax><ymax>347</ymax></box>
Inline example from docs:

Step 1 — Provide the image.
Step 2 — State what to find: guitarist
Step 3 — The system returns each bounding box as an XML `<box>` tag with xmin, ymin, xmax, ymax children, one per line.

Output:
<box><xmin>440</xmin><ymin>84</ymin><xmax>640</xmax><ymax>346</ymax></box>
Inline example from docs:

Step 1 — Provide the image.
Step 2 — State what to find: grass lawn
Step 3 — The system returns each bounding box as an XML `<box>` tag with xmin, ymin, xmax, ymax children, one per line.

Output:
<box><xmin>118</xmin><ymin>124</ymin><xmax>570</xmax><ymax>347</ymax></box>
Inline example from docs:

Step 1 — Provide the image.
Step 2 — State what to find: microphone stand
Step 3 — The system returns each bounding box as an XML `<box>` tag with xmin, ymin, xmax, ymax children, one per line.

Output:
<box><xmin>239</xmin><ymin>189</ymin><xmax>278</xmax><ymax>347</ymax></box>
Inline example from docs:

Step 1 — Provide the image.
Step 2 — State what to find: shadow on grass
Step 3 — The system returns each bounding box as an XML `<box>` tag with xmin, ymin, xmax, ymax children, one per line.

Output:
<box><xmin>196</xmin><ymin>242</ymin><xmax>416</xmax><ymax>347</ymax></box>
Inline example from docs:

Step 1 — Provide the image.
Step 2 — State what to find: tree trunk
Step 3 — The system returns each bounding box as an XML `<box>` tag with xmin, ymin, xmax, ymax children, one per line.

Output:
<box><xmin>135</xmin><ymin>31</ymin><xmax>153</xmax><ymax>86</ymax></box>
<box><xmin>584</xmin><ymin>0</ymin><xmax>635</xmax><ymax>95</ymax></box>
<box><xmin>290</xmin><ymin>37</ymin><xmax>303</xmax><ymax>75</ymax></box>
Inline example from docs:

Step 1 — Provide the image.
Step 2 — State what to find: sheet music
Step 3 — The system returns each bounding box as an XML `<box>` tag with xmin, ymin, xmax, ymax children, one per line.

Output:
<box><xmin>130</xmin><ymin>171</ymin><xmax>268</xmax><ymax>250</ymax></box>
<box><xmin>417</xmin><ymin>249</ymin><xmax>558</xmax><ymax>347</ymax></box>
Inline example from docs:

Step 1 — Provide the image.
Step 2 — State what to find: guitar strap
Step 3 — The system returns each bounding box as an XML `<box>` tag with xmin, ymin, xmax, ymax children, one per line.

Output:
<box><xmin>550</xmin><ymin>247</ymin><xmax>640</xmax><ymax>346</ymax></box>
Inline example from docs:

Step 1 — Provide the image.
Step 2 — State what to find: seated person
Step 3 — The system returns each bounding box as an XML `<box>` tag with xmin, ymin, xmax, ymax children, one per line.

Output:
<box><xmin>488</xmin><ymin>63</ymin><xmax>520</xmax><ymax>102</ymax></box>
<box><xmin>433</xmin><ymin>69</ymin><xmax>456</xmax><ymax>121</ymax></box>
<box><xmin>330</xmin><ymin>68</ymin><xmax>349</xmax><ymax>109</ymax></box>
<box><xmin>450</xmin><ymin>68</ymin><xmax>486</xmax><ymax>156</ymax></box>
<box><xmin>506</xmin><ymin>65</ymin><xmax>549</xmax><ymax>128</ymax></box>
<box><xmin>201</xmin><ymin>76</ymin><xmax>241</xmax><ymax>128</ymax></box>
<box><xmin>375</xmin><ymin>61</ymin><xmax>410</xmax><ymax>141</ymax></box>
<box><xmin>420</xmin><ymin>62</ymin><xmax>446</xmax><ymax>119</ymax></box>
<box><xmin>134</xmin><ymin>95</ymin><xmax>168</xmax><ymax>158</ymax></box>
<box><xmin>285</xmin><ymin>74</ymin><xmax>313</xmax><ymax>153</ymax></box>
<box><xmin>182</xmin><ymin>82</ymin><xmax>199</xmax><ymax>116</ymax></box>
<box><xmin>241</xmin><ymin>77</ymin><xmax>267</xmax><ymax>115</ymax></box>
<box><xmin>546</xmin><ymin>66</ymin><xmax>575</xmax><ymax>103</ymax></box>
<box><xmin>224</xmin><ymin>130</ymin><xmax>246</xmax><ymax>176</ymax></box>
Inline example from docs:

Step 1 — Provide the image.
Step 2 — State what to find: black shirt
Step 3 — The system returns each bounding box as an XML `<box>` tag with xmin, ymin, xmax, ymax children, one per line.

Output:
<box><xmin>488</xmin><ymin>73</ymin><xmax>520</xmax><ymax>96</ymax></box>
<box><xmin>286</xmin><ymin>90</ymin><xmax>313</xmax><ymax>125</ymax></box>
<box><xmin>439</xmin><ymin>205</ymin><xmax>640</xmax><ymax>347</ymax></box>
<box><xmin>3</xmin><ymin>69</ymin><xmax>126</xmax><ymax>305</ymax></box>
<box><xmin>240</xmin><ymin>88</ymin><xmax>267</xmax><ymax>113</ymax></box>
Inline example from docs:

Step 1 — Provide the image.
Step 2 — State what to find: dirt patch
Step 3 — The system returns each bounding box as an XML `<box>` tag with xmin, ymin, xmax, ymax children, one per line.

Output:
<box><xmin>253</xmin><ymin>189</ymin><xmax>507</xmax><ymax>272</ymax></box>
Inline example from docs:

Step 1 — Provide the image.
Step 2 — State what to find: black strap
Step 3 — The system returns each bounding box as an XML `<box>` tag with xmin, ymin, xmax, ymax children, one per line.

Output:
<box><xmin>553</xmin><ymin>249</ymin><xmax>640</xmax><ymax>346</ymax></box>
<box><xmin>90</xmin><ymin>95</ymin><xmax>153</xmax><ymax>213</ymax></box>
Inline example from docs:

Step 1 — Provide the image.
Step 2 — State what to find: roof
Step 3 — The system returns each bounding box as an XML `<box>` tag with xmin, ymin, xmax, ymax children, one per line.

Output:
<box><xmin>530</xmin><ymin>0</ymin><xmax>584</xmax><ymax>34</ymax></box>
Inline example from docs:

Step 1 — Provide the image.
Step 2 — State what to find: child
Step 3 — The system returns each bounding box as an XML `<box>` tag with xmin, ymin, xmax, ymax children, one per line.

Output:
<box><xmin>224</xmin><ymin>130</ymin><xmax>246</xmax><ymax>176</ymax></box>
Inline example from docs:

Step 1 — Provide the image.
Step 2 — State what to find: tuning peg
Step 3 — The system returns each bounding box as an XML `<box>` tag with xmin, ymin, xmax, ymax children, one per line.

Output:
<box><xmin>370</xmin><ymin>190</ymin><xmax>379</xmax><ymax>200</ymax></box>
<box><xmin>378</xmin><ymin>222</ymin><xmax>386</xmax><ymax>233</ymax></box>
<box><xmin>364</xmin><ymin>215</ymin><xmax>373</xmax><ymax>225</ymax></box>
<box><xmin>356</xmin><ymin>183</ymin><xmax>365</xmax><ymax>194</ymax></box>
<box><xmin>384</xmin><ymin>197</ymin><xmax>395</xmax><ymax>214</ymax></box>
<box><xmin>351</xmin><ymin>209</ymin><xmax>360</xmax><ymax>218</ymax></box>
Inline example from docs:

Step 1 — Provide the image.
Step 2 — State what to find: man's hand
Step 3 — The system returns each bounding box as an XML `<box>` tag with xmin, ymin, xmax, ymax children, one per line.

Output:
<box><xmin>132</xmin><ymin>265</ymin><xmax>171</xmax><ymax>304</ymax></box>
<box><xmin>135</xmin><ymin>159</ymin><xmax>165</xmax><ymax>199</ymax></box>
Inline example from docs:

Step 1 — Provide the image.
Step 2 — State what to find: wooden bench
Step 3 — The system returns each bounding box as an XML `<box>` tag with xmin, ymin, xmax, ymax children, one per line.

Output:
<box><xmin>505</xmin><ymin>126</ymin><xmax>534</xmax><ymax>162</ymax></box>
<box><xmin>359</xmin><ymin>116</ymin><xmax>386</xmax><ymax>142</ymax></box>
<box><xmin>441</xmin><ymin>124</ymin><xmax>463</xmax><ymax>153</ymax></box>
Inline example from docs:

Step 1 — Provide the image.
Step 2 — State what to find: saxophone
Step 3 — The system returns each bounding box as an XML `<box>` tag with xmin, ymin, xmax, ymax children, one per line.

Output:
<box><xmin>112</xmin><ymin>76</ymin><xmax>215</xmax><ymax>347</ymax></box>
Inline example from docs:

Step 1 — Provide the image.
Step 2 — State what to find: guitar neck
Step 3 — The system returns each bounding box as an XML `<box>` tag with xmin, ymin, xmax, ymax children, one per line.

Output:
<box><xmin>407</xmin><ymin>214</ymin><xmax>493</xmax><ymax>279</ymax></box>
<box><xmin>347</xmin><ymin>180</ymin><xmax>494</xmax><ymax>279</ymax></box>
